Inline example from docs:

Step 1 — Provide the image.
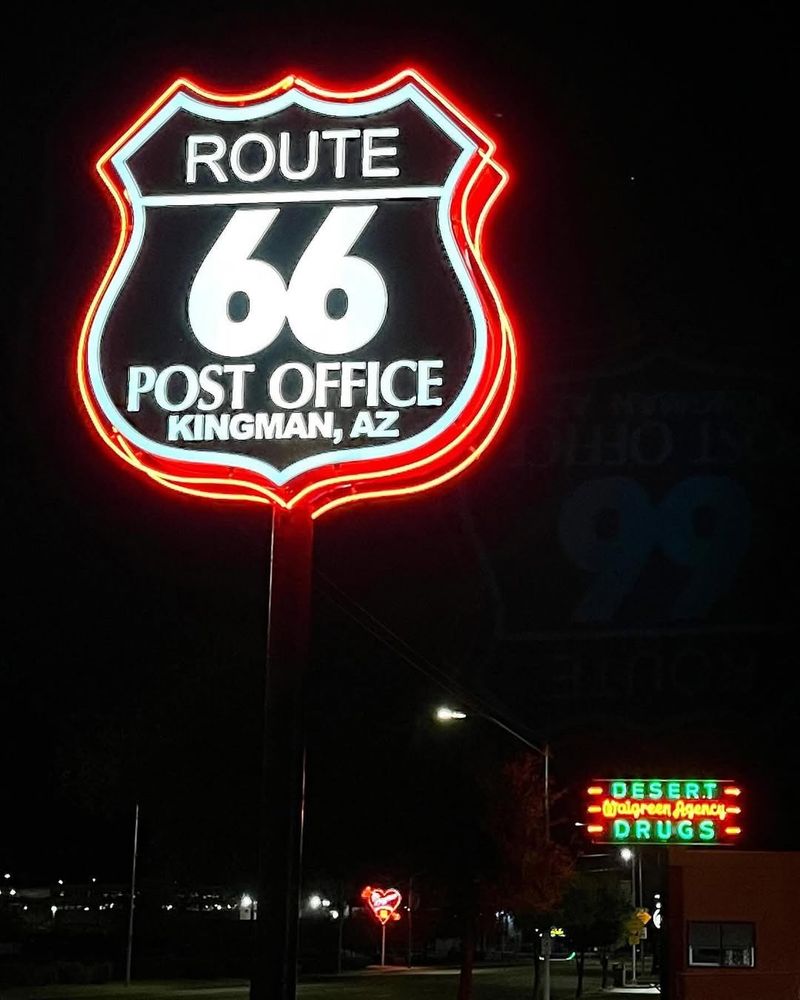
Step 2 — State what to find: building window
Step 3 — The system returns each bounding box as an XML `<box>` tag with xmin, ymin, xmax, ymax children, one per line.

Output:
<box><xmin>688</xmin><ymin>922</ymin><xmax>755</xmax><ymax>968</ymax></box>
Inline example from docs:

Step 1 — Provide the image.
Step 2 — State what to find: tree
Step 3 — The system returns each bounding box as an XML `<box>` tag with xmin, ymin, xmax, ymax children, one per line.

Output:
<box><xmin>557</xmin><ymin>872</ymin><xmax>632</xmax><ymax>997</ymax></box>
<box><xmin>483</xmin><ymin>753</ymin><xmax>574</xmax><ymax>999</ymax></box>
<box><xmin>409</xmin><ymin>739</ymin><xmax>572</xmax><ymax>1000</ymax></box>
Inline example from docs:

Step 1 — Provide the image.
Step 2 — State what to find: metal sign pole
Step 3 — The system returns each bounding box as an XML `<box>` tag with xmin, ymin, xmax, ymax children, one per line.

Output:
<box><xmin>381</xmin><ymin>923</ymin><xmax>387</xmax><ymax>967</ymax></box>
<box><xmin>250</xmin><ymin>508</ymin><xmax>313</xmax><ymax>1000</ymax></box>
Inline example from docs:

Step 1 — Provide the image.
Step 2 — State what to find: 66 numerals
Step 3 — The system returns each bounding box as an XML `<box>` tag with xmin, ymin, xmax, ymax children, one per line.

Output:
<box><xmin>188</xmin><ymin>204</ymin><xmax>388</xmax><ymax>358</ymax></box>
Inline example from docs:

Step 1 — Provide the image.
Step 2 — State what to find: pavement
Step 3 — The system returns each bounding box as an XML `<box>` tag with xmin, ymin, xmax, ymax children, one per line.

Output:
<box><xmin>585</xmin><ymin>988</ymin><xmax>660</xmax><ymax>996</ymax></box>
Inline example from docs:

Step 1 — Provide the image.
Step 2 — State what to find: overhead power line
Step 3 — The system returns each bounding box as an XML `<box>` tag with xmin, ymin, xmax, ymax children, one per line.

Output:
<box><xmin>315</xmin><ymin>570</ymin><xmax>548</xmax><ymax>755</ymax></box>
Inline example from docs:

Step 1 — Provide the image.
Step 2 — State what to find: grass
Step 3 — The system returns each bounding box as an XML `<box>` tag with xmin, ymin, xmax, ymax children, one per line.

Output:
<box><xmin>0</xmin><ymin>961</ymin><xmax>608</xmax><ymax>1000</ymax></box>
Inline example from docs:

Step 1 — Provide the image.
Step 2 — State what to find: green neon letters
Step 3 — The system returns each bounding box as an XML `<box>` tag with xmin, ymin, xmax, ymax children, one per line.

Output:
<box><xmin>594</xmin><ymin>778</ymin><xmax>740</xmax><ymax>846</ymax></box>
<box><xmin>610</xmin><ymin>780</ymin><xmax>718</xmax><ymax>800</ymax></box>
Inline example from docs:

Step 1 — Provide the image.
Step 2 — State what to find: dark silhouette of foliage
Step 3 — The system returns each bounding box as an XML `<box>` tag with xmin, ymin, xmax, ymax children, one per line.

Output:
<box><xmin>557</xmin><ymin>872</ymin><xmax>631</xmax><ymax>997</ymax></box>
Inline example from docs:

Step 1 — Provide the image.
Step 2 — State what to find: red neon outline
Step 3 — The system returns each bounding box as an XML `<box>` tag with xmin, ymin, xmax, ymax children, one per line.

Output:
<box><xmin>363</xmin><ymin>886</ymin><xmax>403</xmax><ymax>926</ymax></box>
<box><xmin>76</xmin><ymin>69</ymin><xmax>517</xmax><ymax>518</ymax></box>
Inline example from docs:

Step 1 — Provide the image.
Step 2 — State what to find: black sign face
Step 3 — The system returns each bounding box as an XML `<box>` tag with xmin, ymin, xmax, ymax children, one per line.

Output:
<box><xmin>84</xmin><ymin>78</ymin><xmax>496</xmax><ymax>493</ymax></box>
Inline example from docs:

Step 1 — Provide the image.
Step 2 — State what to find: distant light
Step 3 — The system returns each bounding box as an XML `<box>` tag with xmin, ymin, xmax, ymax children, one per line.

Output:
<box><xmin>9</xmin><ymin>889</ymin><xmax>16</xmax><ymax>896</ymax></box>
<box><xmin>330</xmin><ymin>909</ymin><xmax>339</xmax><ymax>920</ymax></box>
<box><xmin>629</xmin><ymin>175</ymin><xmax>635</xmax><ymax>181</ymax></box>
<box><xmin>309</xmin><ymin>895</ymin><xmax>322</xmax><ymax>910</ymax></box>
<box><xmin>322</xmin><ymin>898</ymin><xmax>331</xmax><ymax>908</ymax></box>
<box><xmin>620</xmin><ymin>848</ymin><xmax>634</xmax><ymax>862</ymax></box>
<box><xmin>84</xmin><ymin>906</ymin><xmax>90</xmax><ymax>912</ymax></box>
<box><xmin>57</xmin><ymin>879</ymin><xmax>63</xmax><ymax>885</ymax></box>
<box><xmin>51</xmin><ymin>906</ymin><xmax>58</xmax><ymax>917</ymax></box>
<box><xmin>3</xmin><ymin>873</ymin><xmax>9</xmax><ymax>879</ymax></box>
<box><xmin>436</xmin><ymin>707</ymin><xmax>467</xmax><ymax>721</ymax></box>
<box><xmin>92</xmin><ymin>878</ymin><xmax>96</xmax><ymax>883</ymax></box>
<box><xmin>23</xmin><ymin>905</ymin><xmax>28</xmax><ymax>911</ymax></box>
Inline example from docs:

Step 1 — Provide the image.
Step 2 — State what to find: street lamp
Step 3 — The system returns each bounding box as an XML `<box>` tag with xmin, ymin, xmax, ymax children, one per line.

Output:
<box><xmin>434</xmin><ymin>705</ymin><xmax>552</xmax><ymax>999</ymax></box>
<box><xmin>436</xmin><ymin>706</ymin><xmax>467</xmax><ymax>721</ymax></box>
<box><xmin>434</xmin><ymin>706</ymin><xmax>550</xmax><ymax>837</ymax></box>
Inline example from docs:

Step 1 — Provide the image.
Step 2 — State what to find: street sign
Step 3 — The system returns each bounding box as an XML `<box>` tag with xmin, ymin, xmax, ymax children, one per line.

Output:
<box><xmin>78</xmin><ymin>70</ymin><xmax>516</xmax><ymax>517</ymax></box>
<box><xmin>626</xmin><ymin>914</ymin><xmax>646</xmax><ymax>945</ymax></box>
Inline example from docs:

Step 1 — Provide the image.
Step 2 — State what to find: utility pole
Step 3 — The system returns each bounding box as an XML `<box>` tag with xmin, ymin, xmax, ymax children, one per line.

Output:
<box><xmin>336</xmin><ymin>882</ymin><xmax>345</xmax><ymax>976</ymax></box>
<box><xmin>638</xmin><ymin>850</ymin><xmax>644</xmax><ymax>977</ymax></box>
<box><xmin>125</xmin><ymin>803</ymin><xmax>139</xmax><ymax>987</ymax></box>
<box><xmin>407</xmin><ymin>875</ymin><xmax>413</xmax><ymax>968</ymax></box>
<box><xmin>542</xmin><ymin>744</ymin><xmax>551</xmax><ymax>1000</ymax></box>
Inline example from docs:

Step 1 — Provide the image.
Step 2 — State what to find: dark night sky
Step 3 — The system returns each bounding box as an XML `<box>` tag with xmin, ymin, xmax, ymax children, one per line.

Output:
<box><xmin>3</xmin><ymin>3</ymin><xmax>797</xmax><ymax>891</ymax></box>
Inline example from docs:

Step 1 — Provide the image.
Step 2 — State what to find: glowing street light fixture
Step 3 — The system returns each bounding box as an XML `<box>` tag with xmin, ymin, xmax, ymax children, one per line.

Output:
<box><xmin>435</xmin><ymin>706</ymin><xmax>467</xmax><ymax>721</ymax></box>
<box><xmin>620</xmin><ymin>848</ymin><xmax>634</xmax><ymax>863</ymax></box>
<box><xmin>309</xmin><ymin>895</ymin><xmax>322</xmax><ymax>911</ymax></box>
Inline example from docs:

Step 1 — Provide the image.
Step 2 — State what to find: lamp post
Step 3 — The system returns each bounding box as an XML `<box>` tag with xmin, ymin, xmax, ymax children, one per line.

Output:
<box><xmin>620</xmin><ymin>847</ymin><xmax>641</xmax><ymax>983</ymax></box>
<box><xmin>435</xmin><ymin>707</ymin><xmax>551</xmax><ymax>1000</ymax></box>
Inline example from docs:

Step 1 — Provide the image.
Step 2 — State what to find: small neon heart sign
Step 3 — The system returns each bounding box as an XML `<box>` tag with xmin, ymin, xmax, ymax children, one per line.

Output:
<box><xmin>362</xmin><ymin>885</ymin><xmax>402</xmax><ymax>925</ymax></box>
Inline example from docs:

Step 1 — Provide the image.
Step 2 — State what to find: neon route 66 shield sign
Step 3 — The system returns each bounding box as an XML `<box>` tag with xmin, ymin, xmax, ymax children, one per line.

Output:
<box><xmin>77</xmin><ymin>69</ymin><xmax>517</xmax><ymax>518</ymax></box>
